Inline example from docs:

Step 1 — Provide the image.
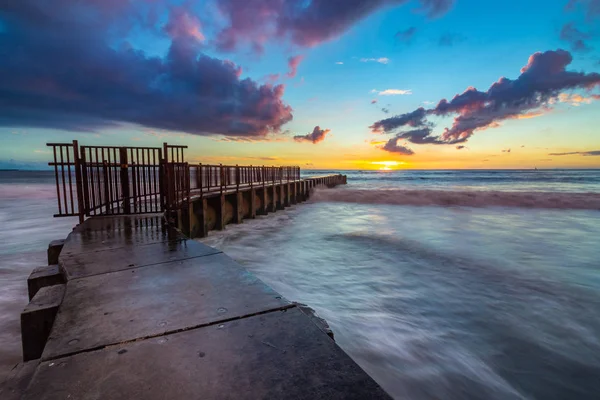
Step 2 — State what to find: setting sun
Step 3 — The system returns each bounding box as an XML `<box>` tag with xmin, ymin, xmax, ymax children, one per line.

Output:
<box><xmin>371</xmin><ymin>161</ymin><xmax>405</xmax><ymax>170</ymax></box>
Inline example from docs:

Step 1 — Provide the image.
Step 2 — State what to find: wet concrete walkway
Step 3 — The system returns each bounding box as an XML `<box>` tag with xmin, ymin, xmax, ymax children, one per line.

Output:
<box><xmin>20</xmin><ymin>215</ymin><xmax>390</xmax><ymax>399</ymax></box>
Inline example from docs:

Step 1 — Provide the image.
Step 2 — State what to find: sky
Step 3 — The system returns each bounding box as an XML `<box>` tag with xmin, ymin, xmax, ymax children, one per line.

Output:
<box><xmin>1</xmin><ymin>0</ymin><xmax>600</xmax><ymax>170</ymax></box>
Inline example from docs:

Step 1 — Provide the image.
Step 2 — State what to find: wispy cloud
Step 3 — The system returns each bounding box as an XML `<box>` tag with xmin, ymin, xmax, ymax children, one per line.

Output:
<box><xmin>395</xmin><ymin>27</ymin><xmax>417</xmax><ymax>44</ymax></box>
<box><xmin>439</xmin><ymin>32</ymin><xmax>465</xmax><ymax>46</ymax></box>
<box><xmin>335</xmin><ymin>61</ymin><xmax>344</xmax><ymax>65</ymax></box>
<box><xmin>361</xmin><ymin>57</ymin><xmax>390</xmax><ymax>64</ymax></box>
<box><xmin>371</xmin><ymin>89</ymin><xmax>413</xmax><ymax>95</ymax></box>
<box><xmin>557</xmin><ymin>92</ymin><xmax>595</xmax><ymax>106</ymax></box>
<box><xmin>548</xmin><ymin>150</ymin><xmax>600</xmax><ymax>156</ymax></box>
<box><xmin>286</xmin><ymin>55</ymin><xmax>304</xmax><ymax>78</ymax></box>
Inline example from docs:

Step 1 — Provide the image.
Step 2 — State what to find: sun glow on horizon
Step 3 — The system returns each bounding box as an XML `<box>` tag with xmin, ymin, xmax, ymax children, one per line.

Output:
<box><xmin>371</xmin><ymin>161</ymin><xmax>405</xmax><ymax>170</ymax></box>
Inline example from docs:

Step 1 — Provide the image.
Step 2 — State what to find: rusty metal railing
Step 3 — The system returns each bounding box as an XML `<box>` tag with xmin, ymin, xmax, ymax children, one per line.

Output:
<box><xmin>189</xmin><ymin>165</ymin><xmax>301</xmax><ymax>196</ymax></box>
<box><xmin>47</xmin><ymin>141</ymin><xmax>300</xmax><ymax>223</ymax></box>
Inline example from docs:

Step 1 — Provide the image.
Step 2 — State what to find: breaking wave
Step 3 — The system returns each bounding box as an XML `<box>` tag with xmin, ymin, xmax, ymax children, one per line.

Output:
<box><xmin>310</xmin><ymin>188</ymin><xmax>600</xmax><ymax>210</ymax></box>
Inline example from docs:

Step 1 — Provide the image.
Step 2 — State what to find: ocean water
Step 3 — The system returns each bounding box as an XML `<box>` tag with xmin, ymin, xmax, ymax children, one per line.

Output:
<box><xmin>201</xmin><ymin>169</ymin><xmax>600</xmax><ymax>400</ymax></box>
<box><xmin>1</xmin><ymin>169</ymin><xmax>600</xmax><ymax>399</ymax></box>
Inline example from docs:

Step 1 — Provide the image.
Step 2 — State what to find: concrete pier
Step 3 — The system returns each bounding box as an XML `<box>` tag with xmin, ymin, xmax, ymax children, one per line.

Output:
<box><xmin>180</xmin><ymin>174</ymin><xmax>346</xmax><ymax>239</ymax></box>
<box><xmin>14</xmin><ymin>175</ymin><xmax>391</xmax><ymax>399</ymax></box>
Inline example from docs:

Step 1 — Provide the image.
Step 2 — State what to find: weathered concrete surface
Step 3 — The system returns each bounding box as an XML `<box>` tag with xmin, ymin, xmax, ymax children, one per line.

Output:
<box><xmin>27</xmin><ymin>265</ymin><xmax>64</xmax><ymax>301</ymax></box>
<box><xmin>19</xmin><ymin>175</ymin><xmax>388</xmax><ymax>398</ymax></box>
<box><xmin>59</xmin><ymin>238</ymin><xmax>221</xmax><ymax>279</ymax></box>
<box><xmin>21</xmin><ymin>284</ymin><xmax>65</xmax><ymax>361</ymax></box>
<box><xmin>43</xmin><ymin>253</ymin><xmax>289</xmax><ymax>360</ymax></box>
<box><xmin>25</xmin><ymin>308</ymin><xmax>390</xmax><ymax>400</ymax></box>
<box><xmin>0</xmin><ymin>361</ymin><xmax>38</xmax><ymax>400</ymax></box>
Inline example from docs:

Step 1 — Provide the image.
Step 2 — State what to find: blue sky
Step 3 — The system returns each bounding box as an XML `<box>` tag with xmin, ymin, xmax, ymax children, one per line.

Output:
<box><xmin>1</xmin><ymin>0</ymin><xmax>599</xmax><ymax>169</ymax></box>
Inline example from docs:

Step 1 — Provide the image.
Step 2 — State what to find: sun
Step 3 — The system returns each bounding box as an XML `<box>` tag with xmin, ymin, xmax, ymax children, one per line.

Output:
<box><xmin>371</xmin><ymin>161</ymin><xmax>404</xmax><ymax>171</ymax></box>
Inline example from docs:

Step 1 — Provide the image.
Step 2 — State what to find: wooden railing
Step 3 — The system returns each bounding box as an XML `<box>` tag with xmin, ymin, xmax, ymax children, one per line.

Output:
<box><xmin>47</xmin><ymin>141</ymin><xmax>301</xmax><ymax>223</ymax></box>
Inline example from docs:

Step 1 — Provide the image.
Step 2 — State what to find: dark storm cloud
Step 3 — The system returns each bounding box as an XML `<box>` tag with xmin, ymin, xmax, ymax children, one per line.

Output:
<box><xmin>294</xmin><ymin>126</ymin><xmax>331</xmax><ymax>143</ymax></box>
<box><xmin>370</xmin><ymin>49</ymin><xmax>600</xmax><ymax>146</ymax></box>
<box><xmin>0</xmin><ymin>1</ymin><xmax>293</xmax><ymax>137</ymax></box>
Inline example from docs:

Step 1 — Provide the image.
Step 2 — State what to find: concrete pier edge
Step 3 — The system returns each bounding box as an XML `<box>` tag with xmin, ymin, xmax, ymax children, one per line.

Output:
<box><xmin>11</xmin><ymin>174</ymin><xmax>392</xmax><ymax>399</ymax></box>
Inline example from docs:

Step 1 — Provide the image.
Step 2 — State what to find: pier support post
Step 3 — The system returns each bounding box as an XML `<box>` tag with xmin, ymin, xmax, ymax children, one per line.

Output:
<box><xmin>276</xmin><ymin>185</ymin><xmax>285</xmax><ymax>210</ymax></box>
<box><xmin>269</xmin><ymin>185</ymin><xmax>277</xmax><ymax>213</ymax></box>
<box><xmin>233</xmin><ymin>192</ymin><xmax>244</xmax><ymax>224</ymax></box>
<box><xmin>186</xmin><ymin>199</ymin><xmax>209</xmax><ymax>239</ymax></box>
<box><xmin>249</xmin><ymin>188</ymin><xmax>257</xmax><ymax>219</ymax></box>
<box><xmin>207</xmin><ymin>195</ymin><xmax>225</xmax><ymax>230</ymax></box>
<box><xmin>284</xmin><ymin>183</ymin><xmax>291</xmax><ymax>207</ymax></box>
<box><xmin>290</xmin><ymin>183</ymin><xmax>297</xmax><ymax>205</ymax></box>
<box><xmin>256</xmin><ymin>188</ymin><xmax>267</xmax><ymax>215</ymax></box>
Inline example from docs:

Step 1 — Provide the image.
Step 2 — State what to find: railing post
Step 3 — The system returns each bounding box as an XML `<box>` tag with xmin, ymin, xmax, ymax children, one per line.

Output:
<box><xmin>158</xmin><ymin>149</ymin><xmax>165</xmax><ymax>212</ymax></box>
<box><xmin>119</xmin><ymin>147</ymin><xmax>131</xmax><ymax>214</ymax></box>
<box><xmin>197</xmin><ymin>164</ymin><xmax>203</xmax><ymax>198</ymax></box>
<box><xmin>219</xmin><ymin>164</ymin><xmax>223</xmax><ymax>195</ymax></box>
<box><xmin>250</xmin><ymin>165</ymin><xmax>253</xmax><ymax>188</ymax></box>
<box><xmin>236</xmin><ymin>164</ymin><xmax>240</xmax><ymax>192</ymax></box>
<box><xmin>72</xmin><ymin>140</ymin><xmax>85</xmax><ymax>224</ymax></box>
<box><xmin>102</xmin><ymin>160</ymin><xmax>110</xmax><ymax>214</ymax></box>
<box><xmin>163</xmin><ymin>142</ymin><xmax>169</xmax><ymax>163</ymax></box>
<box><xmin>80</xmin><ymin>146</ymin><xmax>90</xmax><ymax>217</ymax></box>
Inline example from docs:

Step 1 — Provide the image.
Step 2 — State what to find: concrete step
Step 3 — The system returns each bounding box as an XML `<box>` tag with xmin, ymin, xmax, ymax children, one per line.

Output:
<box><xmin>21</xmin><ymin>284</ymin><xmax>66</xmax><ymax>361</ymax></box>
<box><xmin>27</xmin><ymin>265</ymin><xmax>64</xmax><ymax>301</ymax></box>
<box><xmin>47</xmin><ymin>239</ymin><xmax>65</xmax><ymax>265</ymax></box>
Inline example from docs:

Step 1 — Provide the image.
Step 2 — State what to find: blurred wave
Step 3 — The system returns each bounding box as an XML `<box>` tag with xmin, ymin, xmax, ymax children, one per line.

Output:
<box><xmin>310</xmin><ymin>188</ymin><xmax>600</xmax><ymax>210</ymax></box>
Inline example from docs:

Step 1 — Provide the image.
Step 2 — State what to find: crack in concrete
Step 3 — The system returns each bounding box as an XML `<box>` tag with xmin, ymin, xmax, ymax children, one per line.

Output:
<box><xmin>41</xmin><ymin>304</ymin><xmax>296</xmax><ymax>363</ymax></box>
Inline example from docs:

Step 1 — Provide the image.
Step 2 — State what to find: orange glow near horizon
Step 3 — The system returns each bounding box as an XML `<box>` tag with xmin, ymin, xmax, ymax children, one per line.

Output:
<box><xmin>371</xmin><ymin>161</ymin><xmax>406</xmax><ymax>170</ymax></box>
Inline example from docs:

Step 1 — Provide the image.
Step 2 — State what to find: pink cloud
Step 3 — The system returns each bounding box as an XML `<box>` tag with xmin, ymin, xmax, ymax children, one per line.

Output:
<box><xmin>286</xmin><ymin>55</ymin><xmax>304</xmax><ymax>78</ymax></box>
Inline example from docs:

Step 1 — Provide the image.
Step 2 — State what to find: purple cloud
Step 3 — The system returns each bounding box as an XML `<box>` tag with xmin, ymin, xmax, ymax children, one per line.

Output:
<box><xmin>382</xmin><ymin>137</ymin><xmax>415</xmax><ymax>155</ymax></box>
<box><xmin>214</xmin><ymin>0</ymin><xmax>455</xmax><ymax>52</ymax></box>
<box><xmin>287</xmin><ymin>55</ymin><xmax>304</xmax><ymax>78</ymax></box>
<box><xmin>0</xmin><ymin>0</ymin><xmax>293</xmax><ymax>137</ymax></box>
<box><xmin>370</xmin><ymin>50</ymin><xmax>600</xmax><ymax>149</ymax></box>
<box><xmin>370</xmin><ymin>107</ymin><xmax>428</xmax><ymax>133</ymax></box>
<box><xmin>294</xmin><ymin>126</ymin><xmax>331</xmax><ymax>143</ymax></box>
